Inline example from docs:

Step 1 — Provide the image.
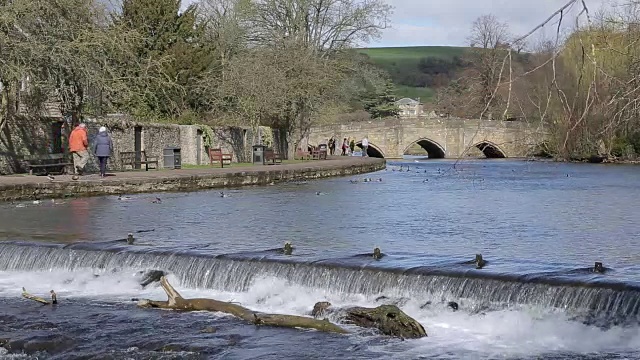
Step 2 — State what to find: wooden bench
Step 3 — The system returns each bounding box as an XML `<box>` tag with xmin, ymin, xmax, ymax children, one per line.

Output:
<box><xmin>311</xmin><ymin>146</ymin><xmax>327</xmax><ymax>160</ymax></box>
<box><xmin>209</xmin><ymin>148</ymin><xmax>232</xmax><ymax>168</ymax></box>
<box><xmin>120</xmin><ymin>151</ymin><xmax>159</xmax><ymax>171</ymax></box>
<box><xmin>22</xmin><ymin>153</ymin><xmax>72</xmax><ymax>175</ymax></box>
<box><xmin>295</xmin><ymin>148</ymin><xmax>311</xmax><ymax>161</ymax></box>
<box><xmin>265</xmin><ymin>148</ymin><xmax>283</xmax><ymax>164</ymax></box>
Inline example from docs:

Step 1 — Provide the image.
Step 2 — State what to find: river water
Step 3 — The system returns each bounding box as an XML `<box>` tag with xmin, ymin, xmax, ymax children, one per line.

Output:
<box><xmin>0</xmin><ymin>158</ymin><xmax>639</xmax><ymax>359</ymax></box>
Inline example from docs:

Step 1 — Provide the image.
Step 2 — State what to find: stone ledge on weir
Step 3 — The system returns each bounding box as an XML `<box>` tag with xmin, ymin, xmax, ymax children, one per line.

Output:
<box><xmin>0</xmin><ymin>157</ymin><xmax>385</xmax><ymax>202</ymax></box>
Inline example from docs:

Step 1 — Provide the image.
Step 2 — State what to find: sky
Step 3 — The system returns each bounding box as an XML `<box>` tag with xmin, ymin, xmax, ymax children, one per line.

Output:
<box><xmin>370</xmin><ymin>0</ymin><xmax>616</xmax><ymax>47</ymax></box>
<box><xmin>184</xmin><ymin>0</ymin><xmax>620</xmax><ymax>47</ymax></box>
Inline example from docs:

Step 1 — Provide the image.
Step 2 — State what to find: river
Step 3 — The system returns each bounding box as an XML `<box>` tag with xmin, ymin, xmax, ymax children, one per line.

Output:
<box><xmin>0</xmin><ymin>158</ymin><xmax>639</xmax><ymax>359</ymax></box>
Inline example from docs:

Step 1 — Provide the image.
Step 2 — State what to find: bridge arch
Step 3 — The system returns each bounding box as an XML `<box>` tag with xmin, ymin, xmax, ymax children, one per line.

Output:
<box><xmin>473</xmin><ymin>141</ymin><xmax>507</xmax><ymax>158</ymax></box>
<box><xmin>403</xmin><ymin>138</ymin><xmax>446</xmax><ymax>159</ymax></box>
<box><xmin>356</xmin><ymin>141</ymin><xmax>385</xmax><ymax>158</ymax></box>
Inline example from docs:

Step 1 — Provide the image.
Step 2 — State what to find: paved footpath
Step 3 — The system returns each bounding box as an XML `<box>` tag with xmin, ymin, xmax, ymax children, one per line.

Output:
<box><xmin>0</xmin><ymin>156</ymin><xmax>386</xmax><ymax>201</ymax></box>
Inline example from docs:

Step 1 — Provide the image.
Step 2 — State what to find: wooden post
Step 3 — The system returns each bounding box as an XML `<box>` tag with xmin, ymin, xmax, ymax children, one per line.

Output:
<box><xmin>283</xmin><ymin>242</ymin><xmax>293</xmax><ymax>255</ymax></box>
<box><xmin>594</xmin><ymin>262</ymin><xmax>604</xmax><ymax>273</ymax></box>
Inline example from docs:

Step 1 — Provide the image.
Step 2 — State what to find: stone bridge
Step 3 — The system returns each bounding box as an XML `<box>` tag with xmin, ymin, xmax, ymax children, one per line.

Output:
<box><xmin>306</xmin><ymin>118</ymin><xmax>544</xmax><ymax>159</ymax></box>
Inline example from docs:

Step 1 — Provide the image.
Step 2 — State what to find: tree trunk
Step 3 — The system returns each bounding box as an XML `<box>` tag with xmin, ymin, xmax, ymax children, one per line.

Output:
<box><xmin>137</xmin><ymin>277</ymin><xmax>348</xmax><ymax>335</ymax></box>
<box><xmin>274</xmin><ymin>126</ymin><xmax>289</xmax><ymax>160</ymax></box>
<box><xmin>0</xmin><ymin>83</ymin><xmax>17</xmax><ymax>142</ymax></box>
<box><xmin>0</xmin><ymin>87</ymin><xmax>8</xmax><ymax>141</ymax></box>
<box><xmin>312</xmin><ymin>302</ymin><xmax>427</xmax><ymax>339</ymax></box>
<box><xmin>136</xmin><ymin>277</ymin><xmax>428</xmax><ymax>339</ymax></box>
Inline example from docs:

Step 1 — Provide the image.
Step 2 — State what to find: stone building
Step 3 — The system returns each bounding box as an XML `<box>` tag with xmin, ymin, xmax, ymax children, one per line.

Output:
<box><xmin>394</xmin><ymin>98</ymin><xmax>424</xmax><ymax>118</ymax></box>
<box><xmin>0</xmin><ymin>114</ymin><xmax>268</xmax><ymax>175</ymax></box>
<box><xmin>0</xmin><ymin>77</ymin><xmax>283</xmax><ymax>174</ymax></box>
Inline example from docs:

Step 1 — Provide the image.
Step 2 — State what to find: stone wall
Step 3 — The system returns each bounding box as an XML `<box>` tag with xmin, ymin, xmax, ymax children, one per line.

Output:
<box><xmin>179</xmin><ymin>125</ymin><xmax>203</xmax><ymax>165</ymax></box>
<box><xmin>0</xmin><ymin>115</ymin><xmax>263</xmax><ymax>175</ymax></box>
<box><xmin>0</xmin><ymin>158</ymin><xmax>386</xmax><ymax>202</ymax></box>
<box><xmin>0</xmin><ymin>116</ymin><xmax>55</xmax><ymax>175</ymax></box>
<box><xmin>80</xmin><ymin>120</ymin><xmax>181</xmax><ymax>172</ymax></box>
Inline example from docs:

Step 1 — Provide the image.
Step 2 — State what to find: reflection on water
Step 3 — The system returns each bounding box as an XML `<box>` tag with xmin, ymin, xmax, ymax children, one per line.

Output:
<box><xmin>0</xmin><ymin>198</ymin><xmax>94</xmax><ymax>243</ymax></box>
<box><xmin>67</xmin><ymin>198</ymin><xmax>92</xmax><ymax>240</ymax></box>
<box><xmin>1</xmin><ymin>159</ymin><xmax>639</xmax><ymax>272</ymax></box>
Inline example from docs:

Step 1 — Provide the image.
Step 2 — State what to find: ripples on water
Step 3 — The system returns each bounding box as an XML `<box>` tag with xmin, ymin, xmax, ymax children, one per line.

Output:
<box><xmin>0</xmin><ymin>158</ymin><xmax>640</xmax><ymax>359</ymax></box>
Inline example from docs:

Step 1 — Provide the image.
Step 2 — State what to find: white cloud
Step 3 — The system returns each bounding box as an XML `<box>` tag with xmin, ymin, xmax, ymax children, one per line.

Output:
<box><xmin>374</xmin><ymin>23</ymin><xmax>468</xmax><ymax>47</ymax></box>
<box><xmin>370</xmin><ymin>0</ymin><xmax>618</xmax><ymax>47</ymax></box>
<box><xmin>184</xmin><ymin>0</ymin><xmax>622</xmax><ymax>47</ymax></box>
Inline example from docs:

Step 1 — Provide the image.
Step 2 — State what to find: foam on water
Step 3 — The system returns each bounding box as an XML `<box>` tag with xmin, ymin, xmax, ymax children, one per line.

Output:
<box><xmin>2</xmin><ymin>243</ymin><xmax>638</xmax><ymax>323</ymax></box>
<box><xmin>387</xmin><ymin>306</ymin><xmax>640</xmax><ymax>359</ymax></box>
<box><xmin>1</xmin><ymin>269</ymin><xmax>639</xmax><ymax>359</ymax></box>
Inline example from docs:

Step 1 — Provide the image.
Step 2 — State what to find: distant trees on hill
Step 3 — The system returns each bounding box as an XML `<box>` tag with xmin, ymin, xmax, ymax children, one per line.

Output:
<box><xmin>385</xmin><ymin>56</ymin><xmax>465</xmax><ymax>90</ymax></box>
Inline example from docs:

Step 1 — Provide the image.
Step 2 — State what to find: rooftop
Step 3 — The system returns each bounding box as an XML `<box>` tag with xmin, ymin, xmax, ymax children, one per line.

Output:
<box><xmin>395</xmin><ymin>98</ymin><xmax>420</xmax><ymax>105</ymax></box>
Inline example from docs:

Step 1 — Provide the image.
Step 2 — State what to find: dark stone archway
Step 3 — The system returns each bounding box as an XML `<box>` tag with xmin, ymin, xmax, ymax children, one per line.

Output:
<box><xmin>356</xmin><ymin>142</ymin><xmax>385</xmax><ymax>158</ymax></box>
<box><xmin>474</xmin><ymin>142</ymin><xmax>507</xmax><ymax>158</ymax></box>
<box><xmin>404</xmin><ymin>138</ymin><xmax>446</xmax><ymax>159</ymax></box>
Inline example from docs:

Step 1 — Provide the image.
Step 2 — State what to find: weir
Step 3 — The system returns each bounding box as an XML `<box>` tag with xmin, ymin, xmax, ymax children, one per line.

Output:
<box><xmin>1</xmin><ymin>243</ymin><xmax>638</xmax><ymax>323</ymax></box>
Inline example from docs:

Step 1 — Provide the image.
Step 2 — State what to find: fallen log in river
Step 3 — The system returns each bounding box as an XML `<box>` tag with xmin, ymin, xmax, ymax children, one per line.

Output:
<box><xmin>137</xmin><ymin>276</ymin><xmax>427</xmax><ymax>339</ymax></box>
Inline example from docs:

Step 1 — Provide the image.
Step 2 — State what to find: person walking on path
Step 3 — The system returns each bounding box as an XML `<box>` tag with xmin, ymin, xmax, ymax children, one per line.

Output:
<box><xmin>341</xmin><ymin>138</ymin><xmax>349</xmax><ymax>156</ymax></box>
<box><xmin>94</xmin><ymin>126</ymin><xmax>113</xmax><ymax>178</ymax></box>
<box><xmin>69</xmin><ymin>123</ymin><xmax>89</xmax><ymax>175</ymax></box>
<box><xmin>361</xmin><ymin>136</ymin><xmax>369</xmax><ymax>157</ymax></box>
<box><xmin>328</xmin><ymin>137</ymin><xmax>336</xmax><ymax>156</ymax></box>
<box><xmin>349</xmin><ymin>138</ymin><xmax>355</xmax><ymax>155</ymax></box>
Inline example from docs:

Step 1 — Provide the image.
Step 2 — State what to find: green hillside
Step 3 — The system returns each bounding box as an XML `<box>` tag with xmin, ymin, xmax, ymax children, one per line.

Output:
<box><xmin>359</xmin><ymin>46</ymin><xmax>467</xmax><ymax>64</ymax></box>
<box><xmin>394</xmin><ymin>85</ymin><xmax>435</xmax><ymax>102</ymax></box>
<box><xmin>358</xmin><ymin>46</ymin><xmax>469</xmax><ymax>102</ymax></box>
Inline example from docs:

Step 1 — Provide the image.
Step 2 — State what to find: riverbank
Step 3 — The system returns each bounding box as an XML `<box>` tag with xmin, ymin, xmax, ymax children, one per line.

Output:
<box><xmin>525</xmin><ymin>155</ymin><xmax>640</xmax><ymax>165</ymax></box>
<box><xmin>0</xmin><ymin>157</ymin><xmax>385</xmax><ymax>202</ymax></box>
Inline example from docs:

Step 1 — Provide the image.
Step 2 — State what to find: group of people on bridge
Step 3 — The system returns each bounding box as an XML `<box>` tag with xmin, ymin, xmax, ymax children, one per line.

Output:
<box><xmin>327</xmin><ymin>136</ymin><xmax>369</xmax><ymax>157</ymax></box>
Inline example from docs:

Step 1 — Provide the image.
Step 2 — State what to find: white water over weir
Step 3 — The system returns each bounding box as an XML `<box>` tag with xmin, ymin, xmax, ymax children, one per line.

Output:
<box><xmin>1</xmin><ymin>243</ymin><xmax>639</xmax><ymax>323</ymax></box>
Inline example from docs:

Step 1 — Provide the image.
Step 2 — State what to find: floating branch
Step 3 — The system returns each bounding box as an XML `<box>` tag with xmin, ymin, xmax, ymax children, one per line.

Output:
<box><xmin>136</xmin><ymin>277</ymin><xmax>427</xmax><ymax>339</ymax></box>
<box><xmin>22</xmin><ymin>288</ymin><xmax>56</xmax><ymax>305</ymax></box>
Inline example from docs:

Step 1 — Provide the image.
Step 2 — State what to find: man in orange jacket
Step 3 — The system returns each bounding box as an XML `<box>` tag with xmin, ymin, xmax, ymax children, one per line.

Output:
<box><xmin>69</xmin><ymin>123</ymin><xmax>89</xmax><ymax>175</ymax></box>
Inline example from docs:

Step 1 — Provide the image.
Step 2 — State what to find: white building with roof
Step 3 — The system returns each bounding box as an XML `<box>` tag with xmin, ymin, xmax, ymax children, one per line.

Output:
<box><xmin>394</xmin><ymin>98</ymin><xmax>424</xmax><ymax>118</ymax></box>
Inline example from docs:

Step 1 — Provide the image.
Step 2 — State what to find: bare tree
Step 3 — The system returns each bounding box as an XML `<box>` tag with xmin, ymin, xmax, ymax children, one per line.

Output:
<box><xmin>195</xmin><ymin>0</ymin><xmax>391</xmax><ymax>156</ymax></box>
<box><xmin>467</xmin><ymin>14</ymin><xmax>511</xmax><ymax>49</ymax></box>
<box><xmin>0</xmin><ymin>0</ymin><xmax>184</xmax><ymax>148</ymax></box>
<box><xmin>198</xmin><ymin>0</ymin><xmax>254</xmax><ymax>68</ymax></box>
<box><xmin>1</xmin><ymin>0</ymin><xmax>131</xmax><ymax>131</ymax></box>
<box><xmin>436</xmin><ymin>14</ymin><xmax>512</xmax><ymax>119</ymax></box>
<box><xmin>246</xmin><ymin>0</ymin><xmax>393</xmax><ymax>152</ymax></box>
<box><xmin>208</xmin><ymin>48</ymin><xmax>289</xmax><ymax>141</ymax></box>
<box><xmin>249</xmin><ymin>0</ymin><xmax>392</xmax><ymax>54</ymax></box>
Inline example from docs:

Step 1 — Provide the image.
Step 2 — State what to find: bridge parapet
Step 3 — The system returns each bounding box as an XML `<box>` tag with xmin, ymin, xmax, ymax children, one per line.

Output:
<box><xmin>307</xmin><ymin>118</ymin><xmax>544</xmax><ymax>159</ymax></box>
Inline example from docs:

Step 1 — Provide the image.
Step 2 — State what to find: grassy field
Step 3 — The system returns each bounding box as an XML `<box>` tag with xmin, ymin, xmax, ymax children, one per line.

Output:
<box><xmin>358</xmin><ymin>46</ymin><xmax>468</xmax><ymax>102</ymax></box>
<box><xmin>359</xmin><ymin>46</ymin><xmax>466</xmax><ymax>64</ymax></box>
<box><xmin>394</xmin><ymin>85</ymin><xmax>435</xmax><ymax>102</ymax></box>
